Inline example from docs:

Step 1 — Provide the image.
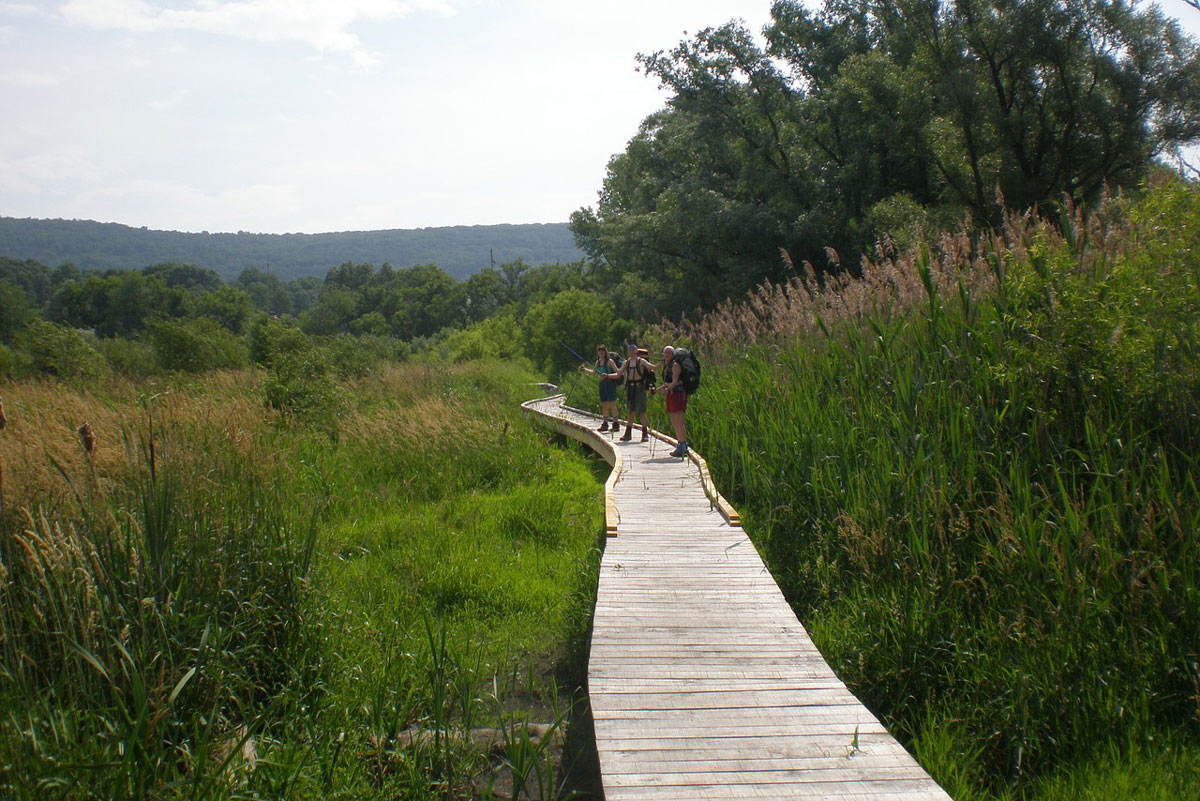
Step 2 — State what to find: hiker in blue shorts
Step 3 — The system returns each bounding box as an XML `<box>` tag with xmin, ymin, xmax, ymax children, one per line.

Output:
<box><xmin>579</xmin><ymin>345</ymin><xmax>620</xmax><ymax>431</ymax></box>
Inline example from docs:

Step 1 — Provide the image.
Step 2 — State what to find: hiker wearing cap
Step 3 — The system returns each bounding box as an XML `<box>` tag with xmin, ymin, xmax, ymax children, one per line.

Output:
<box><xmin>578</xmin><ymin>345</ymin><xmax>620</xmax><ymax>431</ymax></box>
<box><xmin>617</xmin><ymin>344</ymin><xmax>652</xmax><ymax>442</ymax></box>
<box><xmin>656</xmin><ymin>345</ymin><xmax>689</xmax><ymax>457</ymax></box>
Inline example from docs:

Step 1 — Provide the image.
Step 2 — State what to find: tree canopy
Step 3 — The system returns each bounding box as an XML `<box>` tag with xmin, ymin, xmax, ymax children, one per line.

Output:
<box><xmin>572</xmin><ymin>0</ymin><xmax>1200</xmax><ymax>315</ymax></box>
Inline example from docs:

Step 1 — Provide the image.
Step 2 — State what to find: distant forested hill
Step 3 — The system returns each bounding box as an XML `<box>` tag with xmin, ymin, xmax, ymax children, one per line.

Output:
<box><xmin>0</xmin><ymin>217</ymin><xmax>583</xmax><ymax>280</ymax></box>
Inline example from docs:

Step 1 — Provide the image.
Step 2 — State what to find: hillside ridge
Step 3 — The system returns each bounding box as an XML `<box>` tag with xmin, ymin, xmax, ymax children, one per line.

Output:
<box><xmin>0</xmin><ymin>216</ymin><xmax>583</xmax><ymax>281</ymax></box>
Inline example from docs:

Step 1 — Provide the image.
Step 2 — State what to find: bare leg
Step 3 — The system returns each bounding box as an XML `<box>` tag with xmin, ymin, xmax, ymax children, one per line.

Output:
<box><xmin>669</xmin><ymin>410</ymin><xmax>687</xmax><ymax>443</ymax></box>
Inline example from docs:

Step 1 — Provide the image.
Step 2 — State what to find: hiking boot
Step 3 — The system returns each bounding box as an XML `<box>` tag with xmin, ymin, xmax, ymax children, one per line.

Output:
<box><xmin>641</xmin><ymin>430</ymin><xmax>649</xmax><ymax>442</ymax></box>
<box><xmin>669</xmin><ymin>444</ymin><xmax>684</xmax><ymax>458</ymax></box>
<box><xmin>620</xmin><ymin>427</ymin><xmax>632</xmax><ymax>441</ymax></box>
<box><xmin>598</xmin><ymin>422</ymin><xmax>609</xmax><ymax>432</ymax></box>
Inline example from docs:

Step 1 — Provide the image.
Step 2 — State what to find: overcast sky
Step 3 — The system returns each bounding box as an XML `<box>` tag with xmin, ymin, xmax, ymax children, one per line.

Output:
<box><xmin>2</xmin><ymin>1</ymin><xmax>1198</xmax><ymax>235</ymax></box>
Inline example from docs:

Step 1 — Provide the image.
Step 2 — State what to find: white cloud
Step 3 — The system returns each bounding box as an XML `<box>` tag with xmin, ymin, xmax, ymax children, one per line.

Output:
<box><xmin>0</xmin><ymin>148</ymin><xmax>103</xmax><ymax>194</ymax></box>
<box><xmin>0</xmin><ymin>70</ymin><xmax>61</xmax><ymax>87</ymax></box>
<box><xmin>58</xmin><ymin>0</ymin><xmax>458</xmax><ymax>63</ymax></box>
<box><xmin>0</xmin><ymin>3</ymin><xmax>42</xmax><ymax>15</ymax></box>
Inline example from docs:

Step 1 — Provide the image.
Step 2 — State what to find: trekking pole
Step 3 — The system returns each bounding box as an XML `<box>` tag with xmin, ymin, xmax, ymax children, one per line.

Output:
<box><xmin>558</xmin><ymin>341</ymin><xmax>589</xmax><ymax>364</ymax></box>
<box><xmin>559</xmin><ymin>341</ymin><xmax>589</xmax><ymax>407</ymax></box>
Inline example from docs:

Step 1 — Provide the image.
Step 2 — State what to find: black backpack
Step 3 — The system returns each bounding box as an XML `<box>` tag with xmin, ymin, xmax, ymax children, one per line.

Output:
<box><xmin>673</xmin><ymin>348</ymin><xmax>701</xmax><ymax>394</ymax></box>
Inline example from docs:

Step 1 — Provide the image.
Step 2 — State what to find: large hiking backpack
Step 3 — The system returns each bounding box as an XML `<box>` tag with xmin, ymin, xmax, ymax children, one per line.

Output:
<box><xmin>611</xmin><ymin>354</ymin><xmax>625</xmax><ymax>386</ymax></box>
<box><xmin>635</xmin><ymin>355</ymin><xmax>655</xmax><ymax>389</ymax></box>
<box><xmin>674</xmin><ymin>348</ymin><xmax>701</xmax><ymax>394</ymax></box>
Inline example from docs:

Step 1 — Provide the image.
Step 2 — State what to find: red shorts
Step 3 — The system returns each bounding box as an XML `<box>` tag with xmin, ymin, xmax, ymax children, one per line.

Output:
<box><xmin>666</xmin><ymin>390</ymin><xmax>688</xmax><ymax>412</ymax></box>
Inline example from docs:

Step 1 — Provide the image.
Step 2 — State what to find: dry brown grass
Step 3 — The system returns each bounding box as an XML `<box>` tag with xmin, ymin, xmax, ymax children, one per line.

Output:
<box><xmin>340</xmin><ymin>361</ymin><xmax>505</xmax><ymax>454</ymax></box>
<box><xmin>0</xmin><ymin>370</ymin><xmax>275</xmax><ymax>514</ymax></box>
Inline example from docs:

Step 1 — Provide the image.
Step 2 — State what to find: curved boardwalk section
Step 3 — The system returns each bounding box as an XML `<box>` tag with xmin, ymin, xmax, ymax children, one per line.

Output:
<box><xmin>523</xmin><ymin>393</ymin><xmax>952</xmax><ymax>801</ymax></box>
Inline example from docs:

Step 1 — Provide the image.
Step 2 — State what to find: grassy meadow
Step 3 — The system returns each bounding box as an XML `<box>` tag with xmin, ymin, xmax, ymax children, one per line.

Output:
<box><xmin>0</xmin><ymin>361</ymin><xmax>605</xmax><ymax>800</ymax></box>
<box><xmin>647</xmin><ymin>178</ymin><xmax>1200</xmax><ymax>799</ymax></box>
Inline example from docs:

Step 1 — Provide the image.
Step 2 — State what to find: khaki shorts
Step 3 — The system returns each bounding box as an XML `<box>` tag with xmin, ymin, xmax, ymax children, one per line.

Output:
<box><xmin>626</xmin><ymin>384</ymin><xmax>647</xmax><ymax>414</ymax></box>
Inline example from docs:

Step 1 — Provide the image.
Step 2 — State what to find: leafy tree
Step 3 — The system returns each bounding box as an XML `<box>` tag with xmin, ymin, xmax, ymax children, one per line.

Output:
<box><xmin>142</xmin><ymin>262</ymin><xmax>223</xmax><ymax>292</ymax></box>
<box><xmin>287</xmin><ymin>276</ymin><xmax>322</xmax><ymax>316</ymax></box>
<box><xmin>574</xmin><ymin>0</ymin><xmax>1200</xmax><ymax>315</ymax></box>
<box><xmin>299</xmin><ymin>285</ymin><xmax>359</xmax><ymax>336</ymax></box>
<box><xmin>189</xmin><ymin>285</ymin><xmax>253</xmax><ymax>334</ymax></box>
<box><xmin>523</xmin><ymin>289</ymin><xmax>625</xmax><ymax>373</ymax></box>
<box><xmin>325</xmin><ymin>261</ymin><xmax>376</xmax><ymax>291</ymax></box>
<box><xmin>384</xmin><ymin>264</ymin><xmax>465</xmax><ymax>340</ymax></box>
<box><xmin>0</xmin><ymin>257</ymin><xmax>53</xmax><ymax>306</ymax></box>
<box><xmin>349</xmin><ymin>311</ymin><xmax>390</xmax><ymax>337</ymax></box>
<box><xmin>0</xmin><ymin>343</ymin><xmax>23</xmax><ymax>379</ymax></box>
<box><xmin>461</xmin><ymin>267</ymin><xmax>511</xmax><ymax>323</ymax></box>
<box><xmin>0</xmin><ymin>282</ymin><xmax>37</xmax><ymax>343</ymax></box>
<box><xmin>237</xmin><ymin>268</ymin><xmax>293</xmax><ymax>316</ymax></box>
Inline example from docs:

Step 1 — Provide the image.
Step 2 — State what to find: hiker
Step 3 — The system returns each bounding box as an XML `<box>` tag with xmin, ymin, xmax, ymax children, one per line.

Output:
<box><xmin>656</xmin><ymin>345</ymin><xmax>689</xmax><ymax>457</ymax></box>
<box><xmin>578</xmin><ymin>345</ymin><xmax>620</xmax><ymax>431</ymax></box>
<box><xmin>617</xmin><ymin>343</ymin><xmax>653</xmax><ymax>442</ymax></box>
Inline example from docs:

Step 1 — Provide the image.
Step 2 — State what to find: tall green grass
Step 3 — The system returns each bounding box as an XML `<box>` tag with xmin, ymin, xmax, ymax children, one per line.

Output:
<box><xmin>666</xmin><ymin>179</ymin><xmax>1200</xmax><ymax>798</ymax></box>
<box><xmin>0</xmin><ymin>361</ymin><xmax>604</xmax><ymax>799</ymax></box>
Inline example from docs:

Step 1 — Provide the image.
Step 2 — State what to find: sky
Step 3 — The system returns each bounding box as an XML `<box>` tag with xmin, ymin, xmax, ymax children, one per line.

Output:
<box><xmin>2</xmin><ymin>1</ymin><xmax>1199</xmax><ymax>235</ymax></box>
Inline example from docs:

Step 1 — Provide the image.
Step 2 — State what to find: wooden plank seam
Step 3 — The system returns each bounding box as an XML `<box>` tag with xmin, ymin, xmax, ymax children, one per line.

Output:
<box><xmin>522</xmin><ymin>391</ymin><xmax>953</xmax><ymax>801</ymax></box>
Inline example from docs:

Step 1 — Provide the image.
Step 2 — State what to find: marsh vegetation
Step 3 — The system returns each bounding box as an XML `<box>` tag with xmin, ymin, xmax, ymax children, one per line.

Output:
<box><xmin>0</xmin><ymin>362</ymin><xmax>605</xmax><ymax>799</ymax></box>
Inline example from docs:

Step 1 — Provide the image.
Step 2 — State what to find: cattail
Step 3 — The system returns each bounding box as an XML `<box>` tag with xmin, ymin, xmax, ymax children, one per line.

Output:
<box><xmin>78</xmin><ymin>422</ymin><xmax>95</xmax><ymax>454</ymax></box>
<box><xmin>0</xmin><ymin>397</ymin><xmax>6</xmax><ymax>430</ymax></box>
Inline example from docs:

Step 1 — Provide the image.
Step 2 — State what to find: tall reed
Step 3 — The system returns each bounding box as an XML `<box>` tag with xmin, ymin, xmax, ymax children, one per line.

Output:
<box><xmin>0</xmin><ymin>360</ymin><xmax>603</xmax><ymax>799</ymax></box>
<box><xmin>657</xmin><ymin>178</ymin><xmax>1200</xmax><ymax>797</ymax></box>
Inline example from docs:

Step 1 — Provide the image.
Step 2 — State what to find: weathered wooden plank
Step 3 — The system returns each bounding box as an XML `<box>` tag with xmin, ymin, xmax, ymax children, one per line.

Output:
<box><xmin>521</xmin><ymin>393</ymin><xmax>952</xmax><ymax>801</ymax></box>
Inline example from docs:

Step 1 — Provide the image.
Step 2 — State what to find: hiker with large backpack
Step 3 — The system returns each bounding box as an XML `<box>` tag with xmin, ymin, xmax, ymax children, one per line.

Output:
<box><xmin>656</xmin><ymin>344</ymin><xmax>700</xmax><ymax>458</ymax></box>
<box><xmin>617</xmin><ymin>343</ymin><xmax>654</xmax><ymax>442</ymax></box>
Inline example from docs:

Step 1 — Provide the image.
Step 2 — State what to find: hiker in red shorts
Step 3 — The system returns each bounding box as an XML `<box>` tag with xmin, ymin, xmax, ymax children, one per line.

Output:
<box><xmin>656</xmin><ymin>345</ymin><xmax>688</xmax><ymax>457</ymax></box>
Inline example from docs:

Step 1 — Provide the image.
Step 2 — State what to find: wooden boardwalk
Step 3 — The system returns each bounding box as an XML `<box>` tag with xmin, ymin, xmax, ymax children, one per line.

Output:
<box><xmin>522</xmin><ymin>393</ymin><xmax>953</xmax><ymax>801</ymax></box>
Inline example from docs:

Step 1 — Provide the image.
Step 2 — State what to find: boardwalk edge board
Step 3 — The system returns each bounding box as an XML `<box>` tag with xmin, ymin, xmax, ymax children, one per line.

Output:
<box><xmin>521</xmin><ymin>392</ymin><xmax>952</xmax><ymax>801</ymax></box>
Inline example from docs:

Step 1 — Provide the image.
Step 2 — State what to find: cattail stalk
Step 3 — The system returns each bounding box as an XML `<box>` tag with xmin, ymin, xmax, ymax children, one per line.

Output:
<box><xmin>78</xmin><ymin>422</ymin><xmax>95</xmax><ymax>454</ymax></box>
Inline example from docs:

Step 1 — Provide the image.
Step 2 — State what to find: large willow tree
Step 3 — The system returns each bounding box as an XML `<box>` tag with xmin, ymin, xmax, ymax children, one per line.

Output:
<box><xmin>572</xmin><ymin>0</ymin><xmax>1200</xmax><ymax>313</ymax></box>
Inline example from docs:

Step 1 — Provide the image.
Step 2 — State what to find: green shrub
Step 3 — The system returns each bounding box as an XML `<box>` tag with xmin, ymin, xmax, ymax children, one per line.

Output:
<box><xmin>17</xmin><ymin>319</ymin><xmax>108</xmax><ymax>380</ymax></box>
<box><xmin>262</xmin><ymin>348</ymin><xmax>343</xmax><ymax>426</ymax></box>
<box><xmin>445</xmin><ymin>314</ymin><xmax>527</xmax><ymax>363</ymax></box>
<box><xmin>248</xmin><ymin>313</ymin><xmax>309</xmax><ymax>368</ymax></box>
<box><xmin>147</xmin><ymin>317</ymin><xmax>248</xmax><ymax>373</ymax></box>
<box><xmin>349</xmin><ymin>311</ymin><xmax>390</xmax><ymax>337</ymax></box>
<box><xmin>98</xmin><ymin>336</ymin><xmax>158</xmax><ymax>378</ymax></box>
<box><xmin>0</xmin><ymin>342</ymin><xmax>24</xmax><ymax>379</ymax></box>
<box><xmin>319</xmin><ymin>333</ymin><xmax>409</xmax><ymax>379</ymax></box>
